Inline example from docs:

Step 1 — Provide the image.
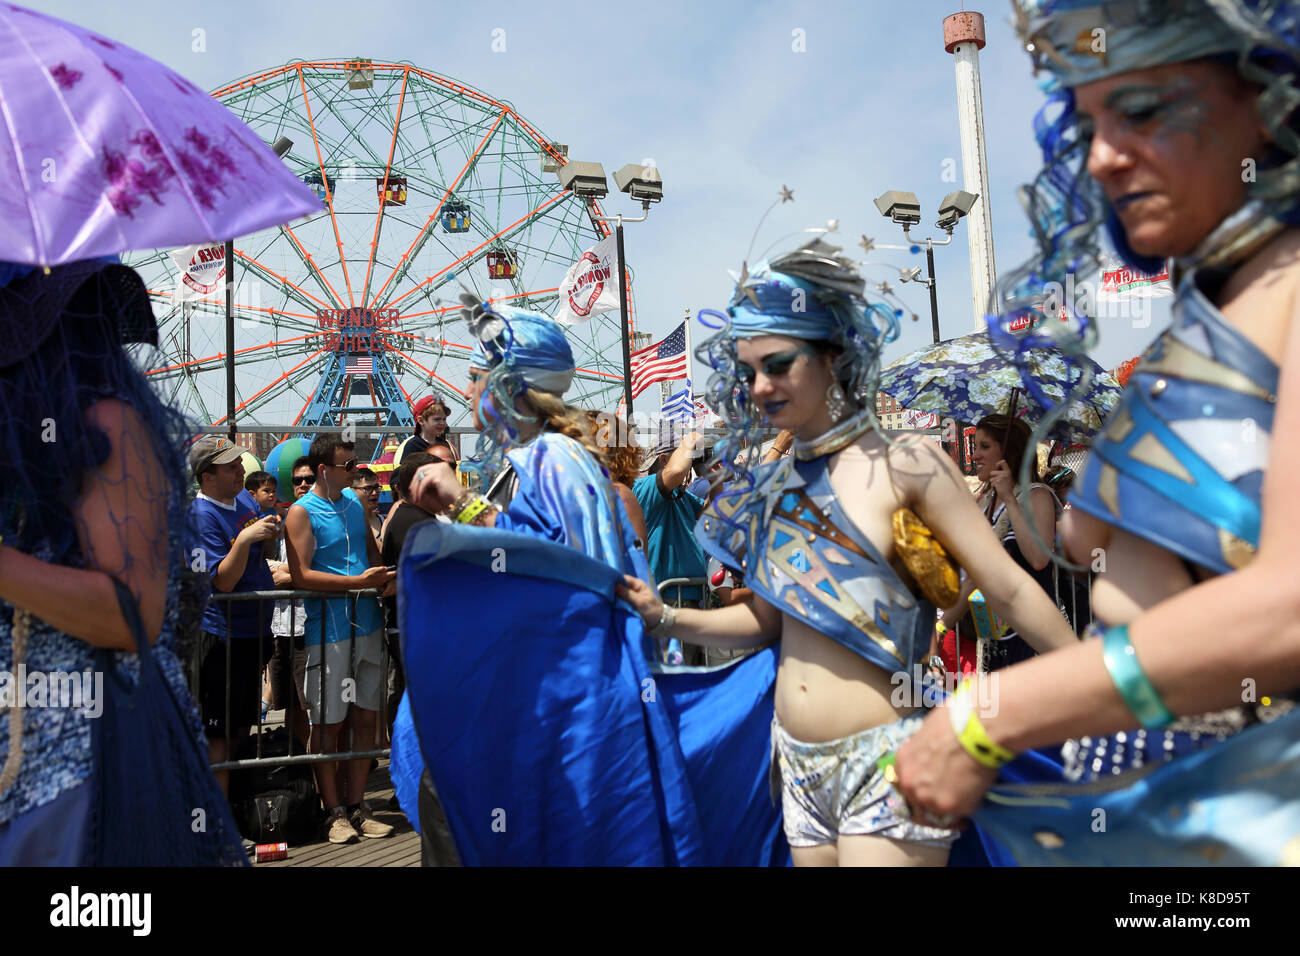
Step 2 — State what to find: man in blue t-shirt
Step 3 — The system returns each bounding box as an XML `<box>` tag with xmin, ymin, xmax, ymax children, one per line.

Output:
<box><xmin>188</xmin><ymin>436</ymin><xmax>282</xmax><ymax>796</ymax></box>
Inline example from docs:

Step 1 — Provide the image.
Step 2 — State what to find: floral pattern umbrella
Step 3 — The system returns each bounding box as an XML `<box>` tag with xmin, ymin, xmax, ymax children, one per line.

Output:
<box><xmin>879</xmin><ymin>331</ymin><xmax>1124</xmax><ymax>445</ymax></box>
<box><xmin>0</xmin><ymin>3</ymin><xmax>320</xmax><ymax>265</ymax></box>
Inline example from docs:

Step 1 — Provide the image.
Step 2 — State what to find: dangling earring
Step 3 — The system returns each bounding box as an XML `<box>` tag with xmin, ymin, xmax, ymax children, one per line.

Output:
<box><xmin>825</xmin><ymin>381</ymin><xmax>848</xmax><ymax>423</ymax></box>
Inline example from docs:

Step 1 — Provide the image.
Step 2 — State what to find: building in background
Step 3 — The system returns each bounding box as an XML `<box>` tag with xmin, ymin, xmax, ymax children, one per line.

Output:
<box><xmin>875</xmin><ymin>392</ymin><xmax>908</xmax><ymax>430</ymax></box>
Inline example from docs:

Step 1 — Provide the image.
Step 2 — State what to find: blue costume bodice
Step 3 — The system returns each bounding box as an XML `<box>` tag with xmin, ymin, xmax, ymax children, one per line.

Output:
<box><xmin>696</xmin><ymin>453</ymin><xmax>934</xmax><ymax>677</ymax></box>
<box><xmin>1070</xmin><ymin>267</ymin><xmax>1276</xmax><ymax>575</ymax></box>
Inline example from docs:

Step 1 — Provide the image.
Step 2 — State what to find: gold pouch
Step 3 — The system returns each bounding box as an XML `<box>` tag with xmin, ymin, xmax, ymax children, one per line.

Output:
<box><xmin>891</xmin><ymin>508</ymin><xmax>961</xmax><ymax>608</ymax></box>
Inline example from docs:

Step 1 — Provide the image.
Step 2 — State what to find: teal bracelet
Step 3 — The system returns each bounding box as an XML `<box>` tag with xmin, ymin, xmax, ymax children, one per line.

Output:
<box><xmin>1101</xmin><ymin>624</ymin><xmax>1174</xmax><ymax>729</ymax></box>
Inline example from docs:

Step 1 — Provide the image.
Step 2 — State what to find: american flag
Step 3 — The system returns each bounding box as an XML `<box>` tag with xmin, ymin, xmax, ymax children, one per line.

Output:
<box><xmin>660</xmin><ymin>386</ymin><xmax>694</xmax><ymax>424</ymax></box>
<box><xmin>630</xmin><ymin>322</ymin><xmax>687</xmax><ymax>399</ymax></box>
<box><xmin>345</xmin><ymin>357</ymin><xmax>374</xmax><ymax>375</ymax></box>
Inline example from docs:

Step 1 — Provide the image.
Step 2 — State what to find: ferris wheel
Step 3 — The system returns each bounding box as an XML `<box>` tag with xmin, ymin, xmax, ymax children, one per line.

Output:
<box><xmin>125</xmin><ymin>58</ymin><xmax>631</xmax><ymax>432</ymax></box>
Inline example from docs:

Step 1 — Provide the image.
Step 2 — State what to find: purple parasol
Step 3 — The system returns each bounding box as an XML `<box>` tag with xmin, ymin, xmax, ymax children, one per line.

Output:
<box><xmin>0</xmin><ymin>3</ymin><xmax>320</xmax><ymax>265</ymax></box>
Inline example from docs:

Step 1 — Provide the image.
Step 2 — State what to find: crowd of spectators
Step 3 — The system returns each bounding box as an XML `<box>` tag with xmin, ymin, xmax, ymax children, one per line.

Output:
<box><xmin>192</xmin><ymin>404</ymin><xmax>1092</xmax><ymax>848</ymax></box>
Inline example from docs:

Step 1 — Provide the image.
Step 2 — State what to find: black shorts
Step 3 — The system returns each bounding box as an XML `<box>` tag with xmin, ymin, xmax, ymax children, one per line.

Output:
<box><xmin>198</xmin><ymin>632</ymin><xmax>270</xmax><ymax>738</ymax></box>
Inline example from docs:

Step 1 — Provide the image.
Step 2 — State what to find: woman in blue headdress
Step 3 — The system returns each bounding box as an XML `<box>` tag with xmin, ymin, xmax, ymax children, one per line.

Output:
<box><xmin>393</xmin><ymin>295</ymin><xmax>650</xmax><ymax>864</ymax></box>
<box><xmin>893</xmin><ymin>0</ymin><xmax>1300</xmax><ymax>865</ymax></box>
<box><xmin>407</xmin><ymin>294</ymin><xmax>646</xmax><ymax>572</ymax></box>
<box><xmin>617</xmin><ymin>241</ymin><xmax>1078</xmax><ymax>866</ymax></box>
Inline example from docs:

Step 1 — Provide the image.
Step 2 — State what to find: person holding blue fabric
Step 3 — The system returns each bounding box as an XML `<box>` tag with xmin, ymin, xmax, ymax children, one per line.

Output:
<box><xmin>893</xmin><ymin>1</ymin><xmax>1300</xmax><ymax>863</ymax></box>
<box><xmin>408</xmin><ymin>295</ymin><xmax>647</xmax><ymax>578</ymax></box>
<box><xmin>0</xmin><ymin>259</ymin><xmax>246</xmax><ymax>865</ymax></box>
<box><xmin>617</xmin><ymin>242</ymin><xmax>1078</xmax><ymax>866</ymax></box>
<box><xmin>400</xmin><ymin>295</ymin><xmax>651</xmax><ymax>865</ymax></box>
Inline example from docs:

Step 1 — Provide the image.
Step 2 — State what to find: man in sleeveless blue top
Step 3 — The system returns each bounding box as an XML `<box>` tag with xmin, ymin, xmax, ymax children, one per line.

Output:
<box><xmin>285</xmin><ymin>434</ymin><xmax>396</xmax><ymax>844</ymax></box>
<box><xmin>894</xmin><ymin>0</ymin><xmax>1300</xmax><ymax>866</ymax></box>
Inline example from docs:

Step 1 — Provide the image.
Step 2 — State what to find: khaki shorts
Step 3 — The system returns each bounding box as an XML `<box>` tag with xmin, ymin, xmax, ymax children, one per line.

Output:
<box><xmin>302</xmin><ymin>628</ymin><xmax>386</xmax><ymax>726</ymax></box>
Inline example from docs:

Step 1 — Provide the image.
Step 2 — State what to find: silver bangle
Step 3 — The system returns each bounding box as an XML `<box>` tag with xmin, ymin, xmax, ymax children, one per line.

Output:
<box><xmin>648</xmin><ymin>602</ymin><xmax>675</xmax><ymax>638</ymax></box>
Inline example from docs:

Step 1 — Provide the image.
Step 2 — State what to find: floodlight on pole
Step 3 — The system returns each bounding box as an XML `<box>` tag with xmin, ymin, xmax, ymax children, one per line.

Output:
<box><xmin>566</xmin><ymin>158</ymin><xmax>666</xmax><ymax>416</ymax></box>
<box><xmin>557</xmin><ymin>160</ymin><xmax>610</xmax><ymax>199</ymax></box>
<box><xmin>874</xmin><ymin>188</ymin><xmax>981</xmax><ymax>346</ymax></box>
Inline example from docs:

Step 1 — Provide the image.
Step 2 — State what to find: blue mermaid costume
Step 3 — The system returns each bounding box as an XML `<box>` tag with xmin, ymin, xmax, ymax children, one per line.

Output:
<box><xmin>973</xmin><ymin>264</ymin><xmax>1300</xmax><ymax>865</ymax></box>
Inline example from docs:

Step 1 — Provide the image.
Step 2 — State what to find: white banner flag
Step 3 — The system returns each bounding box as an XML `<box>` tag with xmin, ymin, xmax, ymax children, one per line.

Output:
<box><xmin>169</xmin><ymin>243</ymin><xmax>226</xmax><ymax>303</ymax></box>
<box><xmin>554</xmin><ymin>236</ymin><xmax>621</xmax><ymax>325</ymax></box>
<box><xmin>1097</xmin><ymin>253</ymin><xmax>1173</xmax><ymax>299</ymax></box>
<box><xmin>903</xmin><ymin>409</ymin><xmax>940</xmax><ymax>430</ymax></box>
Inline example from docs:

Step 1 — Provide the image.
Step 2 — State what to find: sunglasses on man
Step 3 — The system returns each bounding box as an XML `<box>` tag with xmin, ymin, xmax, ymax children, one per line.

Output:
<box><xmin>292</xmin><ymin>475</ymin><xmax>315</xmax><ymax>486</ymax></box>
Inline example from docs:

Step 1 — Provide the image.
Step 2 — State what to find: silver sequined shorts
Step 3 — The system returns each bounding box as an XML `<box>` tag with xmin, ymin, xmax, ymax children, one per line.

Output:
<box><xmin>770</xmin><ymin>712</ymin><xmax>958</xmax><ymax>849</ymax></box>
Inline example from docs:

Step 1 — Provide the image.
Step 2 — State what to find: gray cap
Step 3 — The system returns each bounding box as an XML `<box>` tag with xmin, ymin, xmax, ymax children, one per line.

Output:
<box><xmin>189</xmin><ymin>435</ymin><xmax>243</xmax><ymax>478</ymax></box>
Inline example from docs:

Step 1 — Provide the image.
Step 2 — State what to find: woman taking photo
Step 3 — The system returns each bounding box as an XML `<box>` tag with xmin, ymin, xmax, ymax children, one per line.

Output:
<box><xmin>935</xmin><ymin>413</ymin><xmax>1062</xmax><ymax>674</ymax></box>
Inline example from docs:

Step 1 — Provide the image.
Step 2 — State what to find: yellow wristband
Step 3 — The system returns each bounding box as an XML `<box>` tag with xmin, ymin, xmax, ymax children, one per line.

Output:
<box><xmin>456</xmin><ymin>496</ymin><xmax>491</xmax><ymax>525</ymax></box>
<box><xmin>948</xmin><ymin>678</ymin><xmax>1016</xmax><ymax>769</ymax></box>
<box><xmin>935</xmin><ymin>621</ymin><xmax>949</xmax><ymax>637</ymax></box>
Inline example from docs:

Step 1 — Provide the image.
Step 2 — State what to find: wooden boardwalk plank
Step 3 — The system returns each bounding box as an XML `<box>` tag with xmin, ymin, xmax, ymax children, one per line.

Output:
<box><xmin>257</xmin><ymin>759</ymin><xmax>423</xmax><ymax>868</ymax></box>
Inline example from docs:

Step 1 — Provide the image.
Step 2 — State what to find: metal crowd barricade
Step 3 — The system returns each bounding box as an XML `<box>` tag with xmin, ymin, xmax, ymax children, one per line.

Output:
<box><xmin>949</xmin><ymin>558</ymin><xmax>1095</xmax><ymax>672</ymax></box>
<box><xmin>202</xmin><ymin>587</ymin><xmax>395</xmax><ymax>776</ymax></box>
<box><xmin>655</xmin><ymin>576</ymin><xmax>758</xmax><ymax>667</ymax></box>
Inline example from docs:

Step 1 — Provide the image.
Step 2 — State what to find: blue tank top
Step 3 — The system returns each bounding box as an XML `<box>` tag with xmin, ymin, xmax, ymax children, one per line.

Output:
<box><xmin>1070</xmin><ymin>266</ymin><xmax>1276</xmax><ymax>575</ymax></box>
<box><xmin>295</xmin><ymin>488</ymin><xmax>384</xmax><ymax>645</ymax></box>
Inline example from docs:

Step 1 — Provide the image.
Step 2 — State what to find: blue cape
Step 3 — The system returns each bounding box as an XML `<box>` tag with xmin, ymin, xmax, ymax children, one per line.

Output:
<box><xmin>391</xmin><ymin>520</ymin><xmax>788</xmax><ymax>865</ymax></box>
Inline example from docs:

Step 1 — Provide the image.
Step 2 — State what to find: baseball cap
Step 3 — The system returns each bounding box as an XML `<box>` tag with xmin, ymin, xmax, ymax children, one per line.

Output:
<box><xmin>189</xmin><ymin>436</ymin><xmax>243</xmax><ymax>478</ymax></box>
<box><xmin>412</xmin><ymin>395</ymin><xmax>441</xmax><ymax>419</ymax></box>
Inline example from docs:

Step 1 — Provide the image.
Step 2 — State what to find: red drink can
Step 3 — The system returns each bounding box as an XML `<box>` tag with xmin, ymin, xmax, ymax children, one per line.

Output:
<box><xmin>255</xmin><ymin>842</ymin><xmax>289</xmax><ymax>863</ymax></box>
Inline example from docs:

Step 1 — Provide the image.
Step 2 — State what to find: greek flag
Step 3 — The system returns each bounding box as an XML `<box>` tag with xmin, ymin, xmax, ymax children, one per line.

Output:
<box><xmin>660</xmin><ymin>386</ymin><xmax>694</xmax><ymax>424</ymax></box>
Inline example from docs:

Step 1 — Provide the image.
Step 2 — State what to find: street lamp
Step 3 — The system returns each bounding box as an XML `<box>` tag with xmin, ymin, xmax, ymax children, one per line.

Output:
<box><xmin>226</xmin><ymin>135</ymin><xmax>294</xmax><ymax>440</ymax></box>
<box><xmin>560</xmin><ymin>159</ymin><xmax>664</xmax><ymax>415</ymax></box>
<box><xmin>872</xmin><ymin>188</ymin><xmax>978</xmax><ymax>345</ymax></box>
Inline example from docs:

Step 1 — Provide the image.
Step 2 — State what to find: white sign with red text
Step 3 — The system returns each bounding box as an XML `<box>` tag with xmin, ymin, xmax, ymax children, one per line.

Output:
<box><xmin>1097</xmin><ymin>253</ymin><xmax>1172</xmax><ymax>299</ymax></box>
<box><xmin>555</xmin><ymin>236</ymin><xmax>621</xmax><ymax>325</ymax></box>
<box><xmin>169</xmin><ymin>243</ymin><xmax>227</xmax><ymax>303</ymax></box>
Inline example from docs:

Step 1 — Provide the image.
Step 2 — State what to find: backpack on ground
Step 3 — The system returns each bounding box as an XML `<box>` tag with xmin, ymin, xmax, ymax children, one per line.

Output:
<box><xmin>228</xmin><ymin>728</ymin><xmax>322</xmax><ymax>845</ymax></box>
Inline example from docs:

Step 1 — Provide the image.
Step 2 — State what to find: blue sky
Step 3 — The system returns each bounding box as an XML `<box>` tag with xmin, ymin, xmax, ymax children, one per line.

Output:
<box><xmin>30</xmin><ymin>0</ymin><xmax>1167</xmax><ymax>419</ymax></box>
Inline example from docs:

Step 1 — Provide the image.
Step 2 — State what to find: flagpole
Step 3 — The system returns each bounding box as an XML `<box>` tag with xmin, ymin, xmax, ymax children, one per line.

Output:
<box><xmin>683</xmin><ymin>307</ymin><xmax>693</xmax><ymax>423</ymax></box>
<box><xmin>616</xmin><ymin>217</ymin><xmax>634</xmax><ymax>416</ymax></box>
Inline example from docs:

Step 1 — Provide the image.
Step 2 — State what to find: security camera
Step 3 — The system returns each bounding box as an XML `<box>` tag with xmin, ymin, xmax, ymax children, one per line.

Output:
<box><xmin>557</xmin><ymin>161</ymin><xmax>609</xmax><ymax>199</ymax></box>
<box><xmin>936</xmin><ymin>190</ymin><xmax>979</xmax><ymax>229</ymax></box>
<box><xmin>613</xmin><ymin>163</ymin><xmax>663</xmax><ymax>203</ymax></box>
<box><xmin>873</xmin><ymin>190</ymin><xmax>922</xmax><ymax>226</ymax></box>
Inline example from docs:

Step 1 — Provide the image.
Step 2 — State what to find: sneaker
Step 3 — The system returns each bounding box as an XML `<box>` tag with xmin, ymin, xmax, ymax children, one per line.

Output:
<box><xmin>326</xmin><ymin>808</ymin><xmax>360</xmax><ymax>844</ymax></box>
<box><xmin>350</xmin><ymin>802</ymin><xmax>395</xmax><ymax>839</ymax></box>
